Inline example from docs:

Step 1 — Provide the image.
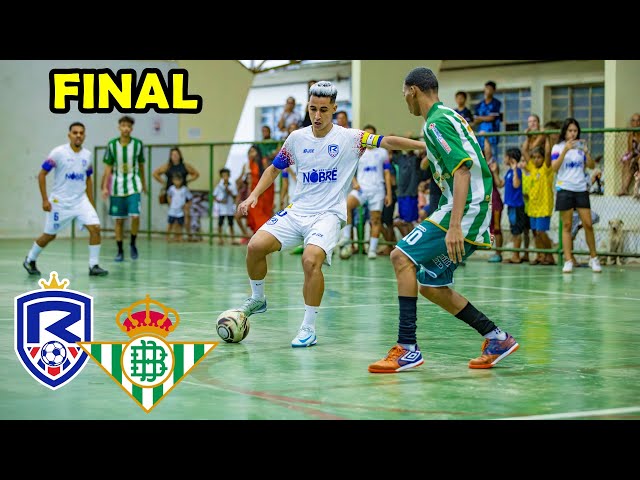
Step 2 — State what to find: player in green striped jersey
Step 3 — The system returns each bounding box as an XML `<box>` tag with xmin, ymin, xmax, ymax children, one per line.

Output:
<box><xmin>101</xmin><ymin>116</ymin><xmax>146</xmax><ymax>262</ymax></box>
<box><xmin>369</xmin><ymin>67</ymin><xmax>519</xmax><ymax>373</ymax></box>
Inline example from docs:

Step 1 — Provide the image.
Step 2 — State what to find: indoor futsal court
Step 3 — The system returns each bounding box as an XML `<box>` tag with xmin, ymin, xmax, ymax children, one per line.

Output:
<box><xmin>2</xmin><ymin>237</ymin><xmax>640</xmax><ymax>420</ymax></box>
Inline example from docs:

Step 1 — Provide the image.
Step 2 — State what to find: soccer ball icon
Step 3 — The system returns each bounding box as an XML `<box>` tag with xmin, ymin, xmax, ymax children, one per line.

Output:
<box><xmin>41</xmin><ymin>341</ymin><xmax>67</xmax><ymax>367</ymax></box>
<box><xmin>216</xmin><ymin>309</ymin><xmax>250</xmax><ymax>343</ymax></box>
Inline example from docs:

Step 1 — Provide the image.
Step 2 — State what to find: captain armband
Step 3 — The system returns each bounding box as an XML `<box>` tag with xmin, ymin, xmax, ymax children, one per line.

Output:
<box><xmin>362</xmin><ymin>132</ymin><xmax>383</xmax><ymax>148</ymax></box>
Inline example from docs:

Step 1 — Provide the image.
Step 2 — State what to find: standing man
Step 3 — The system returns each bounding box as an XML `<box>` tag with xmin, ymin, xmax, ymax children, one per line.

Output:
<box><xmin>101</xmin><ymin>115</ymin><xmax>146</xmax><ymax>262</ymax></box>
<box><xmin>23</xmin><ymin>122</ymin><xmax>109</xmax><ymax>277</ymax></box>
<box><xmin>229</xmin><ymin>81</ymin><xmax>426</xmax><ymax>348</ymax></box>
<box><xmin>473</xmin><ymin>81</ymin><xmax>502</xmax><ymax>164</ymax></box>
<box><xmin>368</xmin><ymin>67</ymin><xmax>519</xmax><ymax>373</ymax></box>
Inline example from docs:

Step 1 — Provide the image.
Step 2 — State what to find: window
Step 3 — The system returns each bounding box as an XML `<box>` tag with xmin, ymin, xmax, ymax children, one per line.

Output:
<box><xmin>470</xmin><ymin>88</ymin><xmax>531</xmax><ymax>160</ymax></box>
<box><xmin>258</xmin><ymin>103</ymin><xmax>304</xmax><ymax>140</ymax></box>
<box><xmin>549</xmin><ymin>84</ymin><xmax>605</xmax><ymax>158</ymax></box>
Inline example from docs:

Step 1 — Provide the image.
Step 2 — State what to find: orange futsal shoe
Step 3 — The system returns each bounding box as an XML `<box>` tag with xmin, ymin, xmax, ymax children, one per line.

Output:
<box><xmin>468</xmin><ymin>333</ymin><xmax>519</xmax><ymax>369</ymax></box>
<box><xmin>368</xmin><ymin>344</ymin><xmax>424</xmax><ymax>373</ymax></box>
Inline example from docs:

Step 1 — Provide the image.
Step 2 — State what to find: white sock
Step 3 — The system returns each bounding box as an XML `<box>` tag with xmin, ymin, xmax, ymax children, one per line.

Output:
<box><xmin>302</xmin><ymin>304</ymin><xmax>318</xmax><ymax>328</ymax></box>
<box><xmin>484</xmin><ymin>327</ymin><xmax>507</xmax><ymax>341</ymax></box>
<box><xmin>369</xmin><ymin>237</ymin><xmax>379</xmax><ymax>253</ymax></box>
<box><xmin>399</xmin><ymin>343</ymin><xmax>417</xmax><ymax>352</ymax></box>
<box><xmin>89</xmin><ymin>244</ymin><xmax>101</xmax><ymax>268</ymax></box>
<box><xmin>250</xmin><ymin>279</ymin><xmax>265</xmax><ymax>300</ymax></box>
<box><xmin>340</xmin><ymin>225</ymin><xmax>351</xmax><ymax>242</ymax></box>
<box><xmin>27</xmin><ymin>242</ymin><xmax>43</xmax><ymax>262</ymax></box>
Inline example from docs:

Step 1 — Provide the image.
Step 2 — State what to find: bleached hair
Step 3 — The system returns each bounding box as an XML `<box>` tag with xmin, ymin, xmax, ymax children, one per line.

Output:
<box><xmin>308</xmin><ymin>81</ymin><xmax>338</xmax><ymax>103</ymax></box>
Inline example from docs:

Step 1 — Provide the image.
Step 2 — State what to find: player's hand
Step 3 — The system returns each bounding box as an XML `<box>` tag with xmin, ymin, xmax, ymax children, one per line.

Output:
<box><xmin>42</xmin><ymin>200</ymin><xmax>52</xmax><ymax>212</ymax></box>
<box><xmin>237</xmin><ymin>195</ymin><xmax>258</xmax><ymax>216</ymax></box>
<box><xmin>384</xmin><ymin>194</ymin><xmax>392</xmax><ymax>207</ymax></box>
<box><xmin>445</xmin><ymin>224</ymin><xmax>465</xmax><ymax>264</ymax></box>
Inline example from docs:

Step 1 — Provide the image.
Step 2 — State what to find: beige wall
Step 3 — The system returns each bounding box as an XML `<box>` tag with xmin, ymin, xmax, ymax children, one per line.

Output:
<box><xmin>352</xmin><ymin>61</ymin><xmax>442</xmax><ymax>137</ymax></box>
<box><xmin>176</xmin><ymin>60</ymin><xmax>254</xmax><ymax>190</ymax></box>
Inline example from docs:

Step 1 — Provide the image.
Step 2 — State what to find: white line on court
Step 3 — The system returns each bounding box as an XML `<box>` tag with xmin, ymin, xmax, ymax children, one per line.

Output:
<box><xmin>499</xmin><ymin>405</ymin><xmax>640</xmax><ymax>420</ymax></box>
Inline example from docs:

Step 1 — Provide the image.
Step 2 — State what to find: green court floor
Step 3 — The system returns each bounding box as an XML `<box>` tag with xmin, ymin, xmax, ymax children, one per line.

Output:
<box><xmin>2</xmin><ymin>237</ymin><xmax>639</xmax><ymax>420</ymax></box>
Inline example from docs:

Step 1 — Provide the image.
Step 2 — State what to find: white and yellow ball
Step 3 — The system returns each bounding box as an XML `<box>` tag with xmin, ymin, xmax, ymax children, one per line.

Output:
<box><xmin>216</xmin><ymin>309</ymin><xmax>250</xmax><ymax>343</ymax></box>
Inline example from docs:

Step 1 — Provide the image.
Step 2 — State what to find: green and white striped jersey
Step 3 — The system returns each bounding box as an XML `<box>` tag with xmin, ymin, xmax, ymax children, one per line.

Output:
<box><xmin>422</xmin><ymin>102</ymin><xmax>492</xmax><ymax>248</ymax></box>
<box><xmin>103</xmin><ymin>137</ymin><xmax>145</xmax><ymax>197</ymax></box>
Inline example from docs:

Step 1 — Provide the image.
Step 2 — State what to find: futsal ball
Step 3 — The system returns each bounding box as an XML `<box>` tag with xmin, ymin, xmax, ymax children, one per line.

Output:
<box><xmin>41</xmin><ymin>340</ymin><xmax>67</xmax><ymax>366</ymax></box>
<box><xmin>216</xmin><ymin>309</ymin><xmax>250</xmax><ymax>343</ymax></box>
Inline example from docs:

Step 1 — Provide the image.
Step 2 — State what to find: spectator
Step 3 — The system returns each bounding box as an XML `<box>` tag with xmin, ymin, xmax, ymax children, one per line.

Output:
<box><xmin>259</xmin><ymin>125</ymin><xmax>279</xmax><ymax>163</ymax></box>
<box><xmin>502</xmin><ymin>148</ymin><xmax>526</xmax><ymax>264</ymax></box>
<box><xmin>518</xmin><ymin>155</ymin><xmax>533</xmax><ymax>263</ymax></box>
<box><xmin>487</xmin><ymin>159</ymin><xmax>505</xmax><ymax>263</ymax></box>
<box><xmin>473</xmin><ymin>81</ymin><xmax>502</xmax><ymax>164</ymax></box>
<box><xmin>152</xmin><ymin>147</ymin><xmax>201</xmax><ymax>241</ymax></box>
<box><xmin>335</xmin><ymin>110</ymin><xmax>349</xmax><ymax>128</ymax></box>
<box><xmin>394</xmin><ymin>147</ymin><xmax>428</xmax><ymax>237</ymax></box>
<box><xmin>246</xmin><ymin>144</ymin><xmax>275</xmax><ymax>234</ymax></box>
<box><xmin>551</xmin><ymin>118</ymin><xmax>601</xmax><ymax>273</ymax></box>
<box><xmin>277</xmin><ymin>96</ymin><xmax>301</xmax><ymax>139</ymax></box>
<box><xmin>166</xmin><ymin>173</ymin><xmax>193</xmax><ymax>243</ymax></box>
<box><xmin>380</xmin><ymin>148</ymin><xmax>398</xmax><ymax>255</ymax></box>
<box><xmin>521</xmin><ymin>114</ymin><xmax>546</xmax><ymax>157</ymax></box>
<box><xmin>453</xmin><ymin>91</ymin><xmax>474</xmax><ymax>124</ymax></box>
<box><xmin>233</xmin><ymin>160</ymin><xmax>251</xmax><ymax>244</ymax></box>
<box><xmin>213</xmin><ymin>167</ymin><xmax>238</xmax><ymax>245</ymax></box>
<box><xmin>618</xmin><ymin>112</ymin><xmax>640</xmax><ymax>196</ymax></box>
<box><xmin>527</xmin><ymin>144</ymin><xmax>556</xmax><ymax>266</ymax></box>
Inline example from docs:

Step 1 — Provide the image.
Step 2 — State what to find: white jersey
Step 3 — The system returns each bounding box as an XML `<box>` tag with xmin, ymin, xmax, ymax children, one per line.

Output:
<box><xmin>213</xmin><ymin>179</ymin><xmax>238</xmax><ymax>216</ymax></box>
<box><xmin>356</xmin><ymin>147</ymin><xmax>389</xmax><ymax>191</ymax></box>
<box><xmin>167</xmin><ymin>185</ymin><xmax>193</xmax><ymax>217</ymax></box>
<box><xmin>272</xmin><ymin>125</ymin><xmax>378</xmax><ymax>222</ymax></box>
<box><xmin>551</xmin><ymin>141</ymin><xmax>587</xmax><ymax>192</ymax></box>
<box><xmin>42</xmin><ymin>143</ymin><xmax>93</xmax><ymax>207</ymax></box>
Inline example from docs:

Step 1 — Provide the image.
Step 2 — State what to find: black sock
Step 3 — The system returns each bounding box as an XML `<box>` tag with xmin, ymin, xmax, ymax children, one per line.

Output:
<box><xmin>455</xmin><ymin>302</ymin><xmax>496</xmax><ymax>336</ymax></box>
<box><xmin>397</xmin><ymin>296</ymin><xmax>418</xmax><ymax>344</ymax></box>
<box><xmin>130</xmin><ymin>234</ymin><xmax>137</xmax><ymax>247</ymax></box>
<box><xmin>117</xmin><ymin>241</ymin><xmax>123</xmax><ymax>254</ymax></box>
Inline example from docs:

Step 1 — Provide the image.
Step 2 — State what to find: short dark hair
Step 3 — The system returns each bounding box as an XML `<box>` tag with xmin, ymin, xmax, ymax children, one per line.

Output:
<box><xmin>69</xmin><ymin>121</ymin><xmax>85</xmax><ymax>132</ymax></box>
<box><xmin>404</xmin><ymin>67</ymin><xmax>439</xmax><ymax>93</ymax></box>
<box><xmin>530</xmin><ymin>145</ymin><xmax>545</xmax><ymax>157</ymax></box>
<box><xmin>485</xmin><ymin>81</ymin><xmax>497</xmax><ymax>90</ymax></box>
<box><xmin>362</xmin><ymin>124</ymin><xmax>377</xmax><ymax>134</ymax></box>
<box><xmin>455</xmin><ymin>91</ymin><xmax>467</xmax><ymax>99</ymax></box>
<box><xmin>336</xmin><ymin>110</ymin><xmax>348</xmax><ymax>118</ymax></box>
<box><xmin>119</xmin><ymin>115</ymin><xmax>135</xmax><ymax>125</ymax></box>
<box><xmin>219</xmin><ymin>167</ymin><xmax>230</xmax><ymax>176</ymax></box>
<box><xmin>506</xmin><ymin>147</ymin><xmax>522</xmax><ymax>162</ymax></box>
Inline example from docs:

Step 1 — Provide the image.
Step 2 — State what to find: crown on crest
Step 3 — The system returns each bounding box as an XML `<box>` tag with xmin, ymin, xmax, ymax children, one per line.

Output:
<box><xmin>116</xmin><ymin>294</ymin><xmax>180</xmax><ymax>338</ymax></box>
<box><xmin>39</xmin><ymin>271</ymin><xmax>70</xmax><ymax>290</ymax></box>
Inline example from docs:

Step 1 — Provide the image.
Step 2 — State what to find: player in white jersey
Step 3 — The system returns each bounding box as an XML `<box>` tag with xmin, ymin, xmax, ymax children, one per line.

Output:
<box><xmin>338</xmin><ymin>124</ymin><xmax>392</xmax><ymax>260</ymax></box>
<box><xmin>228</xmin><ymin>81</ymin><xmax>426</xmax><ymax>348</ymax></box>
<box><xmin>23</xmin><ymin>122</ymin><xmax>108</xmax><ymax>277</ymax></box>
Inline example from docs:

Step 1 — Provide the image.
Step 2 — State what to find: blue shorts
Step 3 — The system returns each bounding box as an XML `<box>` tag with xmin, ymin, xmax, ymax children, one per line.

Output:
<box><xmin>529</xmin><ymin>216</ymin><xmax>551</xmax><ymax>232</ymax></box>
<box><xmin>397</xmin><ymin>195</ymin><xmax>419</xmax><ymax>223</ymax></box>
<box><xmin>395</xmin><ymin>220</ymin><xmax>477</xmax><ymax>287</ymax></box>
<box><xmin>110</xmin><ymin>193</ymin><xmax>141</xmax><ymax>218</ymax></box>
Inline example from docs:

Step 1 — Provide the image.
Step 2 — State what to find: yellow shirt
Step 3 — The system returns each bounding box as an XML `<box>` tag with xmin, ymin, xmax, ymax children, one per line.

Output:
<box><xmin>521</xmin><ymin>172</ymin><xmax>532</xmax><ymax>215</ymax></box>
<box><xmin>526</xmin><ymin>161</ymin><xmax>555</xmax><ymax>217</ymax></box>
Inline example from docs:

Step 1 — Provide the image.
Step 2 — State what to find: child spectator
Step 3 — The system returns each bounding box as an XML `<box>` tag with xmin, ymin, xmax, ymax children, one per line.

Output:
<box><xmin>166</xmin><ymin>174</ymin><xmax>193</xmax><ymax>242</ymax></box>
<box><xmin>487</xmin><ymin>160</ymin><xmax>505</xmax><ymax>263</ymax></box>
<box><xmin>526</xmin><ymin>144</ymin><xmax>555</xmax><ymax>265</ymax></box>
<box><xmin>213</xmin><ymin>167</ymin><xmax>238</xmax><ymax>245</ymax></box>
<box><xmin>518</xmin><ymin>155</ymin><xmax>532</xmax><ymax>263</ymax></box>
<box><xmin>502</xmin><ymin>148</ymin><xmax>526</xmax><ymax>263</ymax></box>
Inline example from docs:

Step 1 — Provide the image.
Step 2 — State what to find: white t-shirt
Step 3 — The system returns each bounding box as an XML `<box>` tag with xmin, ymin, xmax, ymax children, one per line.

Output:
<box><xmin>41</xmin><ymin>144</ymin><xmax>93</xmax><ymax>207</ymax></box>
<box><xmin>213</xmin><ymin>179</ymin><xmax>238</xmax><ymax>216</ymax></box>
<box><xmin>272</xmin><ymin>125</ymin><xmax>370</xmax><ymax>222</ymax></box>
<box><xmin>551</xmin><ymin>141</ymin><xmax>588</xmax><ymax>192</ymax></box>
<box><xmin>167</xmin><ymin>185</ymin><xmax>193</xmax><ymax>217</ymax></box>
<box><xmin>356</xmin><ymin>147</ymin><xmax>389</xmax><ymax>191</ymax></box>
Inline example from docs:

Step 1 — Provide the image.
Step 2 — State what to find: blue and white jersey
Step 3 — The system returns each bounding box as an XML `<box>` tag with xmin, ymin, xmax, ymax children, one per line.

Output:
<box><xmin>272</xmin><ymin>125</ymin><xmax>382</xmax><ymax>221</ymax></box>
<box><xmin>552</xmin><ymin>141</ymin><xmax>587</xmax><ymax>192</ymax></box>
<box><xmin>41</xmin><ymin>143</ymin><xmax>93</xmax><ymax>206</ymax></box>
<box><xmin>356</xmin><ymin>147</ymin><xmax>390</xmax><ymax>191</ymax></box>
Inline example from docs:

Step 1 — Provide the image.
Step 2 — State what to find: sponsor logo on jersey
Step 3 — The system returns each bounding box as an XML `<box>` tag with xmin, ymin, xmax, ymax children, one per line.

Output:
<box><xmin>429</xmin><ymin>123</ymin><xmax>452</xmax><ymax>154</ymax></box>
<box><xmin>302</xmin><ymin>168</ymin><xmax>338</xmax><ymax>184</ymax></box>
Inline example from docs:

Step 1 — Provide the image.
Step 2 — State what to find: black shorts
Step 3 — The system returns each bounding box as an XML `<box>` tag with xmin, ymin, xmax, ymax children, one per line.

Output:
<box><xmin>218</xmin><ymin>215</ymin><xmax>234</xmax><ymax>227</ymax></box>
<box><xmin>382</xmin><ymin>189</ymin><xmax>397</xmax><ymax>226</ymax></box>
<box><xmin>555</xmin><ymin>189</ymin><xmax>590</xmax><ymax>211</ymax></box>
<box><xmin>507</xmin><ymin>205</ymin><xmax>527</xmax><ymax>235</ymax></box>
<box><xmin>168</xmin><ymin>215</ymin><xmax>185</xmax><ymax>225</ymax></box>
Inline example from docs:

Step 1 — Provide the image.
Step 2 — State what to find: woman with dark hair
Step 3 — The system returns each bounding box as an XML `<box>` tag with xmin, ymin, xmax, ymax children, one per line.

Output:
<box><xmin>550</xmin><ymin>117</ymin><xmax>601</xmax><ymax>273</ymax></box>
<box><xmin>245</xmin><ymin>144</ymin><xmax>275</xmax><ymax>234</ymax></box>
<box><xmin>152</xmin><ymin>147</ymin><xmax>201</xmax><ymax>241</ymax></box>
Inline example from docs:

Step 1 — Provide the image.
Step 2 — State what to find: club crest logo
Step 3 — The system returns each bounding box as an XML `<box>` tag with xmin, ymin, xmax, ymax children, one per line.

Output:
<box><xmin>78</xmin><ymin>295</ymin><xmax>218</xmax><ymax>413</ymax></box>
<box><xmin>14</xmin><ymin>272</ymin><xmax>92</xmax><ymax>390</ymax></box>
<box><xmin>328</xmin><ymin>144</ymin><xmax>339</xmax><ymax>157</ymax></box>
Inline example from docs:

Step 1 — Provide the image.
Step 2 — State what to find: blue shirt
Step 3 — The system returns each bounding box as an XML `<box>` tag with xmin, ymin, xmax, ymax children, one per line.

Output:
<box><xmin>474</xmin><ymin>98</ymin><xmax>501</xmax><ymax>133</ymax></box>
<box><xmin>503</xmin><ymin>168</ymin><xmax>524</xmax><ymax>207</ymax></box>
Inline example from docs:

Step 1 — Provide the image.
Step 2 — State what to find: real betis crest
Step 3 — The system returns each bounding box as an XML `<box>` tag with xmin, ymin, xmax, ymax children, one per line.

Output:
<box><xmin>78</xmin><ymin>295</ymin><xmax>217</xmax><ymax>413</ymax></box>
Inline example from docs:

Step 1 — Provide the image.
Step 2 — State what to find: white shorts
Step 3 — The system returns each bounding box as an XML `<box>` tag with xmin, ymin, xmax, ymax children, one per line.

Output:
<box><xmin>44</xmin><ymin>196</ymin><xmax>101</xmax><ymax>235</ymax></box>
<box><xmin>348</xmin><ymin>186</ymin><xmax>385</xmax><ymax>212</ymax></box>
<box><xmin>259</xmin><ymin>210</ymin><xmax>342</xmax><ymax>266</ymax></box>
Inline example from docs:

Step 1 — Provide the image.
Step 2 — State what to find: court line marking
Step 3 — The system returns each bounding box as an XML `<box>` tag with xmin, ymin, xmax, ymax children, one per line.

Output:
<box><xmin>499</xmin><ymin>405</ymin><xmax>640</xmax><ymax>420</ymax></box>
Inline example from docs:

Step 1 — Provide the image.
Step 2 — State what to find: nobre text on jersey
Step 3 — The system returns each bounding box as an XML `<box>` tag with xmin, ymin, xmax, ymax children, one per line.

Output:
<box><xmin>49</xmin><ymin>68</ymin><xmax>203</xmax><ymax>114</ymax></box>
